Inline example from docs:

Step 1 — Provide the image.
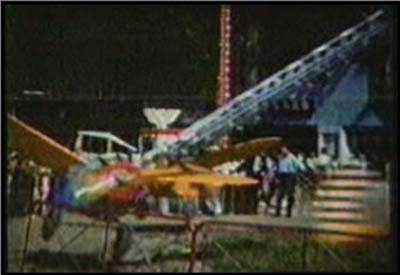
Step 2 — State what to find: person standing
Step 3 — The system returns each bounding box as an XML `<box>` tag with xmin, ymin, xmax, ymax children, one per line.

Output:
<box><xmin>317</xmin><ymin>147</ymin><xmax>332</xmax><ymax>175</ymax></box>
<box><xmin>274</xmin><ymin>147</ymin><xmax>305</xmax><ymax>217</ymax></box>
<box><xmin>261</xmin><ymin>156</ymin><xmax>278</xmax><ymax>210</ymax></box>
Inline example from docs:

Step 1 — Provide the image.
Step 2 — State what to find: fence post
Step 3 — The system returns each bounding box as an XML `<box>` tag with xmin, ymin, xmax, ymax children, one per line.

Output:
<box><xmin>199</xmin><ymin>229</ymin><xmax>209</xmax><ymax>272</ymax></box>
<box><xmin>101</xmin><ymin>221</ymin><xmax>111</xmax><ymax>263</ymax></box>
<box><xmin>19</xmin><ymin>168</ymin><xmax>37</xmax><ymax>272</ymax></box>
<box><xmin>188</xmin><ymin>221</ymin><xmax>204</xmax><ymax>273</ymax></box>
<box><xmin>20</xmin><ymin>213</ymin><xmax>33</xmax><ymax>272</ymax></box>
<box><xmin>301</xmin><ymin>230</ymin><xmax>308</xmax><ymax>272</ymax></box>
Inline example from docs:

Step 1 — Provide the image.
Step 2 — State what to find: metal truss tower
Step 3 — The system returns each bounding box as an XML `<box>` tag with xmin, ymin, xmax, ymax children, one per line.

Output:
<box><xmin>144</xmin><ymin>10</ymin><xmax>392</xmax><ymax>162</ymax></box>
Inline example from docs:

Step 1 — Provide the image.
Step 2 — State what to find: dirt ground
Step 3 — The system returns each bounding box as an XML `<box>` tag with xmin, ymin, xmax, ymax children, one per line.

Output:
<box><xmin>7</xmin><ymin>213</ymin><xmax>195</xmax><ymax>272</ymax></box>
<box><xmin>7</xmin><ymin>210</ymin><xmax>312</xmax><ymax>272</ymax></box>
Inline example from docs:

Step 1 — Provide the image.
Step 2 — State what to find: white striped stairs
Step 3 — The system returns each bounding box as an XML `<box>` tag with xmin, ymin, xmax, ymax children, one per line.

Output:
<box><xmin>306</xmin><ymin>169</ymin><xmax>389</xmax><ymax>245</ymax></box>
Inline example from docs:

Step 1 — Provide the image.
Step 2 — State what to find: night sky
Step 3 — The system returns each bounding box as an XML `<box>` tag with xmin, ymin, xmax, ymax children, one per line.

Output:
<box><xmin>5</xmin><ymin>3</ymin><xmax>385</xmax><ymax>107</ymax></box>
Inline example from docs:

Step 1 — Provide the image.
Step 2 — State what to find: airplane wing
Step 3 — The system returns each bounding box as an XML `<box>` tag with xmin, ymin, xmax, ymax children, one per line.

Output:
<box><xmin>137</xmin><ymin>163</ymin><xmax>212</xmax><ymax>177</ymax></box>
<box><xmin>142</xmin><ymin>163</ymin><xmax>258</xmax><ymax>200</ymax></box>
<box><xmin>194</xmin><ymin>137</ymin><xmax>283</xmax><ymax>168</ymax></box>
<box><xmin>7</xmin><ymin>114</ymin><xmax>86</xmax><ymax>175</ymax></box>
<box><xmin>54</xmin><ymin>159</ymin><xmax>258</xmax><ymax>206</ymax></box>
<box><xmin>156</xmin><ymin>174</ymin><xmax>257</xmax><ymax>187</ymax></box>
<box><xmin>157</xmin><ymin>173</ymin><xmax>257</xmax><ymax>200</ymax></box>
<box><xmin>133</xmin><ymin>138</ymin><xmax>279</xmax><ymax>199</ymax></box>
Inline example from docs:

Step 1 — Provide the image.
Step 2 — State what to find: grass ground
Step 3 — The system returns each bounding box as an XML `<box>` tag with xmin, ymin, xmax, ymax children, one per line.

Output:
<box><xmin>8</xmin><ymin>212</ymin><xmax>394</xmax><ymax>272</ymax></box>
<box><xmin>205</xmin><ymin>230</ymin><xmax>394</xmax><ymax>272</ymax></box>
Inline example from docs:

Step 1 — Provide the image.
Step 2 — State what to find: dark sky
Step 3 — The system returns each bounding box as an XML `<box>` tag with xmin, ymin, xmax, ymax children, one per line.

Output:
<box><xmin>4</xmin><ymin>4</ymin><xmax>385</xmax><ymax>107</ymax></box>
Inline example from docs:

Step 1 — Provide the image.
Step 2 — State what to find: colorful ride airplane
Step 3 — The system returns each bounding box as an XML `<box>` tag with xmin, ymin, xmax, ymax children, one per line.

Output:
<box><xmin>8</xmin><ymin>114</ymin><xmax>282</xmax><ymax>225</ymax></box>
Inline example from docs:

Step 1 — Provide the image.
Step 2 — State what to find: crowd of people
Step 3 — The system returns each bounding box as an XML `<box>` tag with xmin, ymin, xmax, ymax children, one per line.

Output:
<box><xmin>255</xmin><ymin>146</ymin><xmax>325</xmax><ymax>218</ymax></box>
<box><xmin>156</xmin><ymin>146</ymin><xmax>332</xmax><ymax>218</ymax></box>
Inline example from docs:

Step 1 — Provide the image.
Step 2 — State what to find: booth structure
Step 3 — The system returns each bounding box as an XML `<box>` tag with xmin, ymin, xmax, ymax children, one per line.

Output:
<box><xmin>239</xmin><ymin>62</ymin><xmax>387</xmax><ymax>168</ymax></box>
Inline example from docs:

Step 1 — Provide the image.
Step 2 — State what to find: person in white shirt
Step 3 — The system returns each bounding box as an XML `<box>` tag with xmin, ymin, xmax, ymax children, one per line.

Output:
<box><xmin>274</xmin><ymin>147</ymin><xmax>305</xmax><ymax>217</ymax></box>
<box><xmin>261</xmin><ymin>156</ymin><xmax>278</xmax><ymax>209</ymax></box>
<box><xmin>316</xmin><ymin>147</ymin><xmax>332</xmax><ymax>176</ymax></box>
<box><xmin>305</xmin><ymin>152</ymin><xmax>318</xmax><ymax>172</ymax></box>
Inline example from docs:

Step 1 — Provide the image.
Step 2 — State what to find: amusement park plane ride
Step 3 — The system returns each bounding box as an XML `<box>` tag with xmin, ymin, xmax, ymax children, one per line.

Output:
<box><xmin>8</xmin><ymin>114</ymin><xmax>281</xmax><ymax>233</ymax></box>
<box><xmin>7</xmin><ymin>8</ymin><xmax>391</xmax><ymax>267</ymax></box>
<box><xmin>8</xmin><ymin>112</ymin><xmax>281</xmax><ymax>269</ymax></box>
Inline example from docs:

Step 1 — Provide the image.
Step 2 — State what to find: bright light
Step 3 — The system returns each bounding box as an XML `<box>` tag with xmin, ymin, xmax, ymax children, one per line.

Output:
<box><xmin>23</xmin><ymin>90</ymin><xmax>45</xmax><ymax>96</ymax></box>
<box><xmin>143</xmin><ymin>108</ymin><xmax>182</xmax><ymax>130</ymax></box>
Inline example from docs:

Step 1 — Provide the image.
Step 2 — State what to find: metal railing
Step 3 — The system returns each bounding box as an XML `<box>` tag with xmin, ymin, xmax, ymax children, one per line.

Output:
<box><xmin>8</xmin><ymin>211</ymin><xmax>392</xmax><ymax>272</ymax></box>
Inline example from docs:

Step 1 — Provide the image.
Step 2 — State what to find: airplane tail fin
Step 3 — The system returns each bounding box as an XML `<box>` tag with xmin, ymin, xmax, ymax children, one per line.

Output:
<box><xmin>7</xmin><ymin>114</ymin><xmax>86</xmax><ymax>175</ymax></box>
